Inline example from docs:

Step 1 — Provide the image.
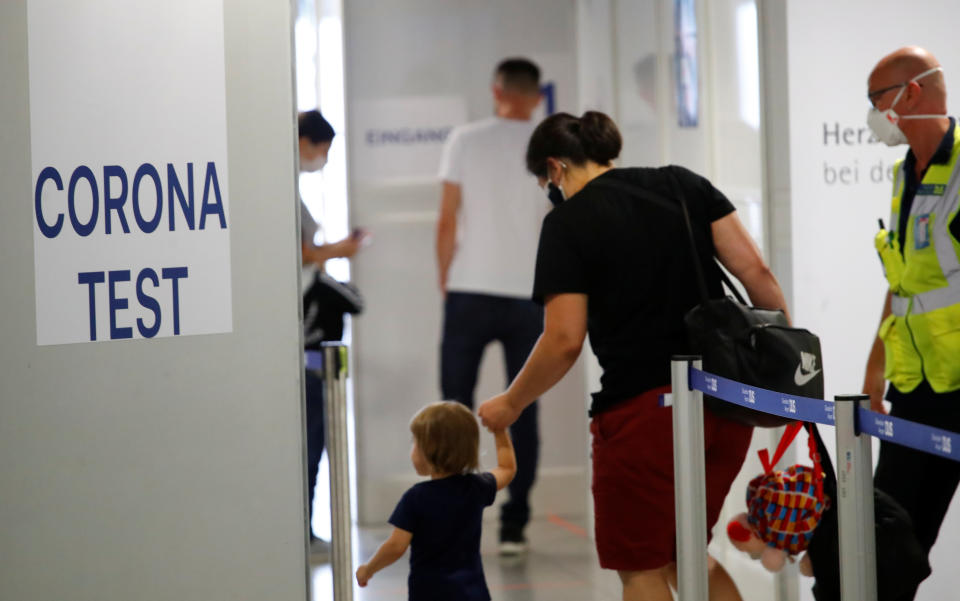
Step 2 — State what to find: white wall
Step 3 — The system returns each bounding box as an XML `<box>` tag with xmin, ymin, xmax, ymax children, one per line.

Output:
<box><xmin>0</xmin><ymin>2</ymin><xmax>308</xmax><ymax>600</ymax></box>
<box><xmin>344</xmin><ymin>0</ymin><xmax>588</xmax><ymax>524</ymax></box>
<box><xmin>764</xmin><ymin>2</ymin><xmax>960</xmax><ymax>600</ymax></box>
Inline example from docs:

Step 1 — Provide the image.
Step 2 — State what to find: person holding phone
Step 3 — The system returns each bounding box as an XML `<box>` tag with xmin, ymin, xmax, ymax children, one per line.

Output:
<box><xmin>298</xmin><ymin>109</ymin><xmax>368</xmax><ymax>559</ymax></box>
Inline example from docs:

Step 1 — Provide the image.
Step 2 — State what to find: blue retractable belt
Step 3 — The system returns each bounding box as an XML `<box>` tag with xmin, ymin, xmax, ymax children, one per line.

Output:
<box><xmin>857</xmin><ymin>407</ymin><xmax>960</xmax><ymax>462</ymax></box>
<box><xmin>688</xmin><ymin>367</ymin><xmax>836</xmax><ymax>425</ymax></box>
<box><xmin>686</xmin><ymin>364</ymin><xmax>960</xmax><ymax>462</ymax></box>
<box><xmin>305</xmin><ymin>350</ymin><xmax>324</xmax><ymax>371</ymax></box>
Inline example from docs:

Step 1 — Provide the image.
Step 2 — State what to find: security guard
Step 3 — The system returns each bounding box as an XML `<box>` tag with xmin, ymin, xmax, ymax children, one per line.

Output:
<box><xmin>863</xmin><ymin>46</ymin><xmax>960</xmax><ymax>601</ymax></box>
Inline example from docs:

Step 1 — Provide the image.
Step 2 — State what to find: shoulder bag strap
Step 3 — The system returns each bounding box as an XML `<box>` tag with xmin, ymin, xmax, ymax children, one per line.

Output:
<box><xmin>589</xmin><ymin>169</ymin><xmax>747</xmax><ymax>305</ymax></box>
<box><xmin>664</xmin><ymin>168</ymin><xmax>749</xmax><ymax>305</ymax></box>
<box><xmin>666</xmin><ymin>168</ymin><xmax>710</xmax><ymax>302</ymax></box>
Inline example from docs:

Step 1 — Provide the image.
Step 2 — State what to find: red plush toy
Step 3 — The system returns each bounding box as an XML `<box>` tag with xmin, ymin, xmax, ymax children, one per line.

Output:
<box><xmin>726</xmin><ymin>422</ymin><xmax>829</xmax><ymax>576</ymax></box>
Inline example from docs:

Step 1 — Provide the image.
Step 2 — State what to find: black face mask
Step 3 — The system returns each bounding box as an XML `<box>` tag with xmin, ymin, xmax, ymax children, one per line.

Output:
<box><xmin>545</xmin><ymin>182</ymin><xmax>566</xmax><ymax>207</ymax></box>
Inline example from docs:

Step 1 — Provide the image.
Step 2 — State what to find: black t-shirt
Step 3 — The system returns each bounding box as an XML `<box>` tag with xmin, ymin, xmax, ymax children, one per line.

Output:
<box><xmin>532</xmin><ymin>166</ymin><xmax>735</xmax><ymax>414</ymax></box>
<box><xmin>389</xmin><ymin>472</ymin><xmax>497</xmax><ymax>601</ymax></box>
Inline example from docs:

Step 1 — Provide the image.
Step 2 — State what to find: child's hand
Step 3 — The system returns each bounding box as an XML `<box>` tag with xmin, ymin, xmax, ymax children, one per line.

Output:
<box><xmin>490</xmin><ymin>428</ymin><xmax>517</xmax><ymax>491</ymax></box>
<box><xmin>356</xmin><ymin>527</ymin><xmax>410</xmax><ymax>586</ymax></box>
<box><xmin>356</xmin><ymin>564</ymin><xmax>372</xmax><ymax>587</ymax></box>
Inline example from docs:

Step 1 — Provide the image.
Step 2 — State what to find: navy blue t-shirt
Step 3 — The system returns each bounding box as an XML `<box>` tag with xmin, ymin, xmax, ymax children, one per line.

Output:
<box><xmin>389</xmin><ymin>472</ymin><xmax>498</xmax><ymax>601</ymax></box>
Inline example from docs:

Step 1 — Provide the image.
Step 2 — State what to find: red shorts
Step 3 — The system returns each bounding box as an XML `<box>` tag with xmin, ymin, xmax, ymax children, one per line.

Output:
<box><xmin>590</xmin><ymin>386</ymin><xmax>753</xmax><ymax>571</ymax></box>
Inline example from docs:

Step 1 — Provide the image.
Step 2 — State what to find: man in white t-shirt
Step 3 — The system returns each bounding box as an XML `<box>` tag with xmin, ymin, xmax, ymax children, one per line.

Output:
<box><xmin>436</xmin><ymin>58</ymin><xmax>549</xmax><ymax>555</ymax></box>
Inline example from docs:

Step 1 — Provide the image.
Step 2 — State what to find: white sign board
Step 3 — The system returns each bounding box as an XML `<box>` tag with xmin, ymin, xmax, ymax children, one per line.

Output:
<box><xmin>28</xmin><ymin>0</ymin><xmax>232</xmax><ymax>345</ymax></box>
<box><xmin>352</xmin><ymin>96</ymin><xmax>467</xmax><ymax>182</ymax></box>
<box><xmin>784</xmin><ymin>4</ymin><xmax>960</xmax><ymax>600</ymax></box>
<box><xmin>786</xmin><ymin>0</ymin><xmax>960</xmax><ymax>399</ymax></box>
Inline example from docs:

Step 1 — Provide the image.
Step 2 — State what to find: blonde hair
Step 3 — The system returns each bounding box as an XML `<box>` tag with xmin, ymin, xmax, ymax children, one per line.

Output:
<box><xmin>410</xmin><ymin>401</ymin><xmax>479</xmax><ymax>475</ymax></box>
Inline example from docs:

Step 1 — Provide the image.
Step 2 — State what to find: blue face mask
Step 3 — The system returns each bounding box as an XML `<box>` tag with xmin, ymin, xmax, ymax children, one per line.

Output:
<box><xmin>545</xmin><ymin>182</ymin><xmax>566</xmax><ymax>207</ymax></box>
<box><xmin>542</xmin><ymin>160</ymin><xmax>568</xmax><ymax>207</ymax></box>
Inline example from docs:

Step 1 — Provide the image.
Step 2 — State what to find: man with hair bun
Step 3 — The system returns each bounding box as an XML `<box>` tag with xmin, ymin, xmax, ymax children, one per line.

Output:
<box><xmin>435</xmin><ymin>57</ymin><xmax>549</xmax><ymax>555</ymax></box>
<box><xmin>479</xmin><ymin>110</ymin><xmax>789</xmax><ymax>600</ymax></box>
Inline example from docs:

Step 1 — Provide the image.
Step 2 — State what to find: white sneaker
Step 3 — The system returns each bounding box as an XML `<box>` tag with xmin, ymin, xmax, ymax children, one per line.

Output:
<box><xmin>498</xmin><ymin>539</ymin><xmax>528</xmax><ymax>556</ymax></box>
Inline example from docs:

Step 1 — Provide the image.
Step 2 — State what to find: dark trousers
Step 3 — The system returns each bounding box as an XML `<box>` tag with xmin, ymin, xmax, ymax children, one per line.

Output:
<box><xmin>874</xmin><ymin>388</ymin><xmax>960</xmax><ymax>600</ymax></box>
<box><xmin>440</xmin><ymin>292</ymin><xmax>543</xmax><ymax>532</ymax></box>
<box><xmin>305</xmin><ymin>369</ymin><xmax>326</xmax><ymax>536</ymax></box>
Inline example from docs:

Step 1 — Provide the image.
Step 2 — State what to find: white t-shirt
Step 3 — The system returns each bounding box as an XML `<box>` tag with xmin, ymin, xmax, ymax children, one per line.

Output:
<box><xmin>438</xmin><ymin>117</ymin><xmax>550</xmax><ymax>298</ymax></box>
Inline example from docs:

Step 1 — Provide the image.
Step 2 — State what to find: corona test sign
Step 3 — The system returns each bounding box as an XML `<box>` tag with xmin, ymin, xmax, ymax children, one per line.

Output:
<box><xmin>27</xmin><ymin>0</ymin><xmax>232</xmax><ymax>345</ymax></box>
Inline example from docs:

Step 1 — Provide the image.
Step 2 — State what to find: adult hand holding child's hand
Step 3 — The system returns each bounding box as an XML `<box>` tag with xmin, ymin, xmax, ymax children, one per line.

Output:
<box><xmin>478</xmin><ymin>393</ymin><xmax>521</xmax><ymax>431</ymax></box>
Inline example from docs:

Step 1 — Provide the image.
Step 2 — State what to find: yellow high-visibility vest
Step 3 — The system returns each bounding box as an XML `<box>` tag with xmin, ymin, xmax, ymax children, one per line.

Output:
<box><xmin>875</xmin><ymin>123</ymin><xmax>960</xmax><ymax>394</ymax></box>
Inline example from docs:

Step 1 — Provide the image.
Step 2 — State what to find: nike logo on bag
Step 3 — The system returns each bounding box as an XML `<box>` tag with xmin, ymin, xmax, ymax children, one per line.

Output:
<box><xmin>794</xmin><ymin>352</ymin><xmax>821</xmax><ymax>386</ymax></box>
<box><xmin>794</xmin><ymin>365</ymin><xmax>821</xmax><ymax>386</ymax></box>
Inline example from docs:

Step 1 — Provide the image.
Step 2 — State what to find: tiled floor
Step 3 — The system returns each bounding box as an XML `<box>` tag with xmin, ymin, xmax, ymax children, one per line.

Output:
<box><xmin>310</xmin><ymin>516</ymin><xmax>623</xmax><ymax>600</ymax></box>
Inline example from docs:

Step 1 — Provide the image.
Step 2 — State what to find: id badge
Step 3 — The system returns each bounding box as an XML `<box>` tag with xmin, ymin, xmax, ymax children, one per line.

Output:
<box><xmin>915</xmin><ymin>214</ymin><xmax>931</xmax><ymax>250</ymax></box>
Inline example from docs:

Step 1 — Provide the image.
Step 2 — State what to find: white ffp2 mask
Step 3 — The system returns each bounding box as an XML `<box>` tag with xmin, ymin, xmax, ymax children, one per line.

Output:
<box><xmin>867</xmin><ymin>66</ymin><xmax>946</xmax><ymax>146</ymax></box>
<box><xmin>300</xmin><ymin>155</ymin><xmax>327</xmax><ymax>172</ymax></box>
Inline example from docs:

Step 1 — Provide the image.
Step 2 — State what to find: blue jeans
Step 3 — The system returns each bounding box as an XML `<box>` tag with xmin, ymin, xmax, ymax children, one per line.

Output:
<box><xmin>305</xmin><ymin>369</ymin><xmax>325</xmax><ymax>536</ymax></box>
<box><xmin>440</xmin><ymin>292</ymin><xmax>542</xmax><ymax>533</ymax></box>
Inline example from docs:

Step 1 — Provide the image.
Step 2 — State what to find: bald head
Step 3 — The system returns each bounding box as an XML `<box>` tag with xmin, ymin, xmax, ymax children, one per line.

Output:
<box><xmin>869</xmin><ymin>46</ymin><xmax>946</xmax><ymax>109</ymax></box>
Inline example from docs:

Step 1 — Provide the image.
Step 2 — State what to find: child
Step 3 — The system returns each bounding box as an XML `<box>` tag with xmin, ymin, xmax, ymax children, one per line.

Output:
<box><xmin>355</xmin><ymin>401</ymin><xmax>516</xmax><ymax>600</ymax></box>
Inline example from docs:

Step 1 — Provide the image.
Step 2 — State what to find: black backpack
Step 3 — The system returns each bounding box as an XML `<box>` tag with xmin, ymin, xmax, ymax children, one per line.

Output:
<box><xmin>804</xmin><ymin>423</ymin><xmax>931</xmax><ymax>600</ymax></box>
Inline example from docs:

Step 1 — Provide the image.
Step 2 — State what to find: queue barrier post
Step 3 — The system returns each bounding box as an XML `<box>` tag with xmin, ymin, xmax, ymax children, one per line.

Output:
<box><xmin>323</xmin><ymin>343</ymin><xmax>354</xmax><ymax>601</ymax></box>
<box><xmin>834</xmin><ymin>394</ymin><xmax>877</xmax><ymax>601</ymax></box>
<box><xmin>671</xmin><ymin>356</ymin><xmax>710</xmax><ymax>601</ymax></box>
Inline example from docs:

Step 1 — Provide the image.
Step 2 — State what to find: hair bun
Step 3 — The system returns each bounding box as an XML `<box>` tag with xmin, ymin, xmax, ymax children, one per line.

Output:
<box><xmin>577</xmin><ymin>111</ymin><xmax>622</xmax><ymax>164</ymax></box>
<box><xmin>525</xmin><ymin>111</ymin><xmax>622</xmax><ymax>177</ymax></box>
